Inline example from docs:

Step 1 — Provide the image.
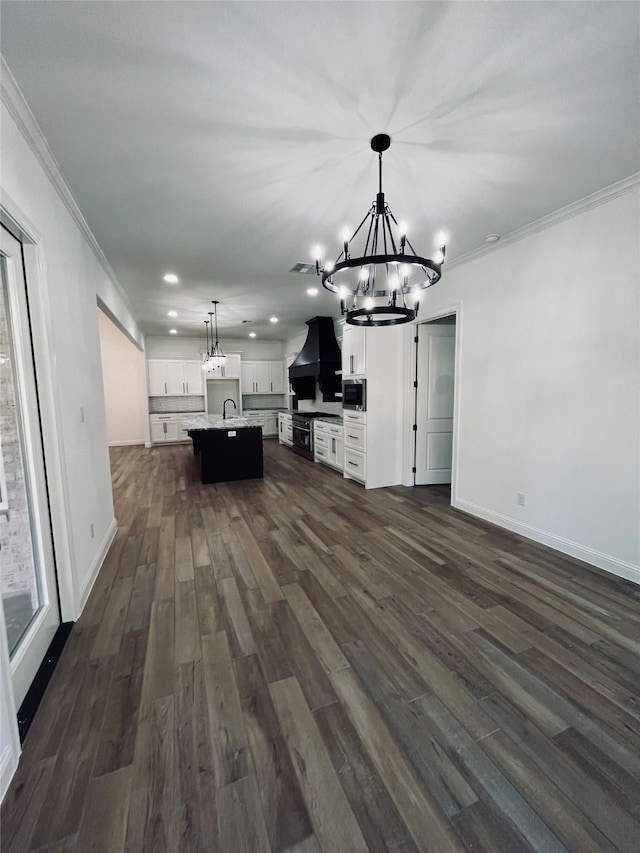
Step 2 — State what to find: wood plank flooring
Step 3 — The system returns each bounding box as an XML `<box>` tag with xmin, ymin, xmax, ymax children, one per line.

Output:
<box><xmin>3</xmin><ymin>440</ymin><xmax>640</xmax><ymax>852</ymax></box>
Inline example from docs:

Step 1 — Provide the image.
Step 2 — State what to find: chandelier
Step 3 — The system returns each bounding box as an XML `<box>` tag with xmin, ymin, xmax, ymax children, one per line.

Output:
<box><xmin>314</xmin><ymin>134</ymin><xmax>446</xmax><ymax>327</ymax></box>
<box><xmin>202</xmin><ymin>300</ymin><xmax>227</xmax><ymax>371</ymax></box>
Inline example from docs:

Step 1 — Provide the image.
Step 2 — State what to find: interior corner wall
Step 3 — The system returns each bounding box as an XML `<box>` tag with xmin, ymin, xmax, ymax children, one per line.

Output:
<box><xmin>98</xmin><ymin>308</ymin><xmax>147</xmax><ymax>446</ymax></box>
<box><xmin>418</xmin><ymin>187</ymin><xmax>640</xmax><ymax>582</ymax></box>
<box><xmin>1</xmin><ymin>97</ymin><xmax>144</xmax><ymax>619</ymax></box>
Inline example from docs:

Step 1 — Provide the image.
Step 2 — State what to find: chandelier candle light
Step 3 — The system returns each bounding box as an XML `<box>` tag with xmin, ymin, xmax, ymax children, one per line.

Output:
<box><xmin>313</xmin><ymin>134</ymin><xmax>446</xmax><ymax>326</ymax></box>
<box><xmin>202</xmin><ymin>300</ymin><xmax>227</xmax><ymax>371</ymax></box>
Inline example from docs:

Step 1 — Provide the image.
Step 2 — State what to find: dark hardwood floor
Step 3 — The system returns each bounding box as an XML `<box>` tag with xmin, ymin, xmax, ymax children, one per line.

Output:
<box><xmin>2</xmin><ymin>440</ymin><xmax>639</xmax><ymax>852</ymax></box>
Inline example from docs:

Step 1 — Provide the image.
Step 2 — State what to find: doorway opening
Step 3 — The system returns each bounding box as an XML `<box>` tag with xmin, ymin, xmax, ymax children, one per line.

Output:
<box><xmin>413</xmin><ymin>314</ymin><xmax>457</xmax><ymax>491</ymax></box>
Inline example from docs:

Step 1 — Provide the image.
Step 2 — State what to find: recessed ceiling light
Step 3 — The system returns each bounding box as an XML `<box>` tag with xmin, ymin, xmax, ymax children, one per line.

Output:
<box><xmin>167</xmin><ymin>310</ymin><xmax>177</xmax><ymax>317</ymax></box>
<box><xmin>484</xmin><ymin>234</ymin><xmax>501</xmax><ymax>244</ymax></box>
<box><xmin>249</xmin><ymin>332</ymin><xmax>257</xmax><ymax>338</ymax></box>
<box><xmin>307</xmin><ymin>287</ymin><xmax>318</xmax><ymax>296</ymax></box>
<box><xmin>163</xmin><ymin>273</ymin><xmax>179</xmax><ymax>283</ymax></box>
<box><xmin>269</xmin><ymin>316</ymin><xmax>278</xmax><ymax>323</ymax></box>
<box><xmin>169</xmin><ymin>328</ymin><xmax>178</xmax><ymax>334</ymax></box>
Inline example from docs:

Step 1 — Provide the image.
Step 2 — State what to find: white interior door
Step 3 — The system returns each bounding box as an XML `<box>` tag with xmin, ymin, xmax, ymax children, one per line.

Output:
<box><xmin>415</xmin><ymin>321</ymin><xmax>456</xmax><ymax>485</ymax></box>
<box><xmin>1</xmin><ymin>225</ymin><xmax>60</xmax><ymax>709</ymax></box>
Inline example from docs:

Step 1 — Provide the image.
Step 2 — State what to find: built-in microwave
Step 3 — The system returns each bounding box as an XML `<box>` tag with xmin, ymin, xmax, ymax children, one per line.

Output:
<box><xmin>342</xmin><ymin>378</ymin><xmax>367</xmax><ymax>411</ymax></box>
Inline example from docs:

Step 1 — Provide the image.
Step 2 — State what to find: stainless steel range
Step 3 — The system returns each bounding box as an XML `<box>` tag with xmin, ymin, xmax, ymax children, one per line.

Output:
<box><xmin>291</xmin><ymin>412</ymin><xmax>339</xmax><ymax>460</ymax></box>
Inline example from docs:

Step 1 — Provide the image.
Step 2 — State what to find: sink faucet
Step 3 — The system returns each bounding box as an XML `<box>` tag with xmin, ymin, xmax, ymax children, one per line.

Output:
<box><xmin>223</xmin><ymin>398</ymin><xmax>237</xmax><ymax>419</ymax></box>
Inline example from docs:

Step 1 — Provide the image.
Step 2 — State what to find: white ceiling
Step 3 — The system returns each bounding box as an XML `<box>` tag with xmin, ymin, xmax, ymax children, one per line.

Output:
<box><xmin>2</xmin><ymin>1</ymin><xmax>638</xmax><ymax>341</ymax></box>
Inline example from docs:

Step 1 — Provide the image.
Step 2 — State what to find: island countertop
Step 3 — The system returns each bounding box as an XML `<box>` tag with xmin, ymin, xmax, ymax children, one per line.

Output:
<box><xmin>181</xmin><ymin>414</ymin><xmax>262</xmax><ymax>430</ymax></box>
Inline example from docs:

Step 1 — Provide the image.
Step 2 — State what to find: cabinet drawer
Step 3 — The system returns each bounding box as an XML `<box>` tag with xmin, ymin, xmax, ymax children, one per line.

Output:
<box><xmin>315</xmin><ymin>446</ymin><xmax>328</xmax><ymax>462</ymax></box>
<box><xmin>314</xmin><ymin>433</ymin><xmax>328</xmax><ymax>448</ymax></box>
<box><xmin>344</xmin><ymin>448</ymin><xmax>366</xmax><ymax>481</ymax></box>
<box><xmin>327</xmin><ymin>424</ymin><xmax>343</xmax><ymax>436</ymax></box>
<box><xmin>343</xmin><ymin>411</ymin><xmax>366</xmax><ymax>426</ymax></box>
<box><xmin>344</xmin><ymin>423</ymin><xmax>365</xmax><ymax>452</ymax></box>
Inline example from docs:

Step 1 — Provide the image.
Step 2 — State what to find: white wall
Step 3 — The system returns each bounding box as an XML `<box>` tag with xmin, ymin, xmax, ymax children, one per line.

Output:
<box><xmin>145</xmin><ymin>335</ymin><xmax>284</xmax><ymax>360</ymax></box>
<box><xmin>1</xmin><ymin>86</ymin><xmax>143</xmax><ymax>617</ymax></box>
<box><xmin>417</xmin><ymin>183</ymin><xmax>640</xmax><ymax>582</ymax></box>
<box><xmin>1</xmin><ymin>61</ymin><xmax>144</xmax><ymax>796</ymax></box>
<box><xmin>97</xmin><ymin>308</ymin><xmax>147</xmax><ymax>446</ymax></box>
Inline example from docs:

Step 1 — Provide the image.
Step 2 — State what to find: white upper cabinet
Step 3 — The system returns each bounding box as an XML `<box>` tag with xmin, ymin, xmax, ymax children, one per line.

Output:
<box><xmin>206</xmin><ymin>353</ymin><xmax>241</xmax><ymax>380</ymax></box>
<box><xmin>148</xmin><ymin>360</ymin><xmax>169</xmax><ymax>396</ymax></box>
<box><xmin>241</xmin><ymin>360</ymin><xmax>285</xmax><ymax>394</ymax></box>
<box><xmin>182</xmin><ymin>361</ymin><xmax>204</xmax><ymax>394</ymax></box>
<box><xmin>166</xmin><ymin>360</ymin><xmax>186</xmax><ymax>394</ymax></box>
<box><xmin>342</xmin><ymin>326</ymin><xmax>366</xmax><ymax>375</ymax></box>
<box><xmin>147</xmin><ymin>359</ymin><xmax>204</xmax><ymax>396</ymax></box>
<box><xmin>268</xmin><ymin>362</ymin><xmax>285</xmax><ymax>394</ymax></box>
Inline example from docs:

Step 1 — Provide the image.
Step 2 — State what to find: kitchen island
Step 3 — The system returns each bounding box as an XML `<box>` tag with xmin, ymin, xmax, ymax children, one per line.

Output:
<box><xmin>181</xmin><ymin>414</ymin><xmax>263</xmax><ymax>484</ymax></box>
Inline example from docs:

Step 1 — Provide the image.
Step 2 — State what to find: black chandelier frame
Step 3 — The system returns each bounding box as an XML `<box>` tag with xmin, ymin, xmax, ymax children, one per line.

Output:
<box><xmin>316</xmin><ymin>133</ymin><xmax>445</xmax><ymax>327</ymax></box>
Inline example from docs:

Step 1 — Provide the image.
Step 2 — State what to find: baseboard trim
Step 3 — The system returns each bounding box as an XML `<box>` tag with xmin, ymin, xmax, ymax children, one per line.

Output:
<box><xmin>16</xmin><ymin>621</ymin><xmax>74</xmax><ymax>743</ymax></box>
<box><xmin>453</xmin><ymin>498</ymin><xmax>640</xmax><ymax>586</ymax></box>
<box><xmin>108</xmin><ymin>440</ymin><xmax>145</xmax><ymax>447</ymax></box>
<box><xmin>77</xmin><ymin>517</ymin><xmax>118</xmax><ymax>613</ymax></box>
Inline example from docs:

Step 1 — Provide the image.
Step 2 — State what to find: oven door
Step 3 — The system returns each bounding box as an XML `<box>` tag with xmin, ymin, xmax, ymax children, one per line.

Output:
<box><xmin>292</xmin><ymin>423</ymin><xmax>313</xmax><ymax>458</ymax></box>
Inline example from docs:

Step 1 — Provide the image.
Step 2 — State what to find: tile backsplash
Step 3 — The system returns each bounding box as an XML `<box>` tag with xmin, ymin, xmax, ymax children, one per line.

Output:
<box><xmin>242</xmin><ymin>393</ymin><xmax>287</xmax><ymax>410</ymax></box>
<box><xmin>149</xmin><ymin>395</ymin><xmax>205</xmax><ymax>413</ymax></box>
<box><xmin>297</xmin><ymin>399</ymin><xmax>342</xmax><ymax>415</ymax></box>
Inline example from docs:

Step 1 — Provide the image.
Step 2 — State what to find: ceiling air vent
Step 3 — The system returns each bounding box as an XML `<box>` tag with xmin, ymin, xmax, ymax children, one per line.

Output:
<box><xmin>290</xmin><ymin>262</ymin><xmax>316</xmax><ymax>275</ymax></box>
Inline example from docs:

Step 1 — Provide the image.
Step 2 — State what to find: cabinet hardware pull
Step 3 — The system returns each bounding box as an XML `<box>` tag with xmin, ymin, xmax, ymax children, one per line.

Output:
<box><xmin>348</xmin><ymin>434</ymin><xmax>357</xmax><ymax>439</ymax></box>
<box><xmin>165</xmin><ymin>382</ymin><xmax>167</xmax><ymax>394</ymax></box>
<box><xmin>348</xmin><ymin>461</ymin><xmax>357</xmax><ymax>467</ymax></box>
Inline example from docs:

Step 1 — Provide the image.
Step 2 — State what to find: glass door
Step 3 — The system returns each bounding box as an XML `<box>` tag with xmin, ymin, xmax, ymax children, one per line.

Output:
<box><xmin>1</xmin><ymin>224</ymin><xmax>60</xmax><ymax>711</ymax></box>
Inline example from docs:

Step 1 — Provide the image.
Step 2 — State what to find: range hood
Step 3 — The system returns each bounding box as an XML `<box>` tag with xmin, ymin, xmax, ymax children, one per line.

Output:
<box><xmin>289</xmin><ymin>316</ymin><xmax>342</xmax><ymax>401</ymax></box>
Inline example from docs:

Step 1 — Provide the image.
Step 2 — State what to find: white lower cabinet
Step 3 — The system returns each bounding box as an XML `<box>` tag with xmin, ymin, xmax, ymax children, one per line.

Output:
<box><xmin>343</xmin><ymin>410</ymin><xmax>366</xmax><ymax>483</ymax></box>
<box><xmin>247</xmin><ymin>410</ymin><xmax>279</xmax><ymax>438</ymax></box>
<box><xmin>278</xmin><ymin>413</ymin><xmax>293</xmax><ymax>446</ymax></box>
<box><xmin>314</xmin><ymin>421</ymin><xmax>344</xmax><ymax>472</ymax></box>
<box><xmin>343</xmin><ymin>447</ymin><xmax>366</xmax><ymax>482</ymax></box>
<box><xmin>150</xmin><ymin>412</ymin><xmax>205</xmax><ymax>444</ymax></box>
<box><xmin>150</xmin><ymin>414</ymin><xmax>180</xmax><ymax>443</ymax></box>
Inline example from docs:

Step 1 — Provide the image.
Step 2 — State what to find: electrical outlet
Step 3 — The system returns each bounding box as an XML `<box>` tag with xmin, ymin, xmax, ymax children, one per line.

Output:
<box><xmin>90</xmin><ymin>522</ymin><xmax>94</xmax><ymax>539</ymax></box>
<box><xmin>517</xmin><ymin>492</ymin><xmax>526</xmax><ymax>507</ymax></box>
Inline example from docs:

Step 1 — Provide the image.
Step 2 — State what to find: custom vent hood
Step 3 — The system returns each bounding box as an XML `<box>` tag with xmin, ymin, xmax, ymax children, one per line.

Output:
<box><xmin>289</xmin><ymin>316</ymin><xmax>341</xmax><ymax>401</ymax></box>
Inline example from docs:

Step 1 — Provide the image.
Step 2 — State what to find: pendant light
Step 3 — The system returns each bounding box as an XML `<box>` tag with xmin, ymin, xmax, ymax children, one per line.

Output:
<box><xmin>202</xmin><ymin>300</ymin><xmax>227</xmax><ymax>371</ymax></box>
<box><xmin>201</xmin><ymin>319</ymin><xmax>211</xmax><ymax>371</ymax></box>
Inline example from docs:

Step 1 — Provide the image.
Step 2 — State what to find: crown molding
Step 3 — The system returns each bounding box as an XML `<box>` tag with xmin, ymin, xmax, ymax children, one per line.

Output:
<box><xmin>0</xmin><ymin>54</ymin><xmax>140</xmax><ymax>332</ymax></box>
<box><xmin>446</xmin><ymin>172</ymin><xmax>640</xmax><ymax>272</ymax></box>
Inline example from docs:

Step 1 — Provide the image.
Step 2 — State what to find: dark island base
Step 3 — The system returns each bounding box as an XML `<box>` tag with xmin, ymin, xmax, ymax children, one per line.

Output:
<box><xmin>188</xmin><ymin>426</ymin><xmax>263</xmax><ymax>484</ymax></box>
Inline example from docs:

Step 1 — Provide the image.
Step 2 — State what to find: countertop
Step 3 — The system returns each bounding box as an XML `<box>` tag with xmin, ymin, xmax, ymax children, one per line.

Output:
<box><xmin>180</xmin><ymin>414</ymin><xmax>262</xmax><ymax>430</ymax></box>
